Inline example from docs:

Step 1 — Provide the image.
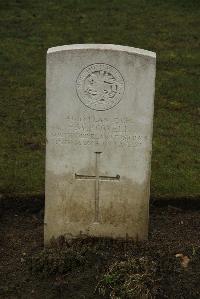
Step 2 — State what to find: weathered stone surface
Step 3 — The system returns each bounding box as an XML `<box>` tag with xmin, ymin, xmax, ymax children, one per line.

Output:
<box><xmin>45</xmin><ymin>44</ymin><xmax>156</xmax><ymax>242</ymax></box>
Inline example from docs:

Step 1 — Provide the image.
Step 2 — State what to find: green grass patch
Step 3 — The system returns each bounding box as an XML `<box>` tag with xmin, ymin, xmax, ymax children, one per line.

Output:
<box><xmin>0</xmin><ymin>0</ymin><xmax>199</xmax><ymax>196</ymax></box>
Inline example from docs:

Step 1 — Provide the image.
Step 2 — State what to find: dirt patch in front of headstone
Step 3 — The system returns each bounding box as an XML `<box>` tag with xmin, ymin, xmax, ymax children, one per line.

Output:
<box><xmin>0</xmin><ymin>198</ymin><xmax>200</xmax><ymax>298</ymax></box>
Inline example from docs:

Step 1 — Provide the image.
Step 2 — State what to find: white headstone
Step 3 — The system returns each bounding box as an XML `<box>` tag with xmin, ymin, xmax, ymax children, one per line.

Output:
<box><xmin>45</xmin><ymin>44</ymin><xmax>156</xmax><ymax>242</ymax></box>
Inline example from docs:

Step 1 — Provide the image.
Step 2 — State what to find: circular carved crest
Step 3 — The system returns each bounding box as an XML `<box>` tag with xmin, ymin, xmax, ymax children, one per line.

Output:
<box><xmin>76</xmin><ymin>63</ymin><xmax>125</xmax><ymax>111</ymax></box>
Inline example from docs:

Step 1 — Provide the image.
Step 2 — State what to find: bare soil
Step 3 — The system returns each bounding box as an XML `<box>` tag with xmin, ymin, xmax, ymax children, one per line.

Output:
<box><xmin>1</xmin><ymin>198</ymin><xmax>200</xmax><ymax>298</ymax></box>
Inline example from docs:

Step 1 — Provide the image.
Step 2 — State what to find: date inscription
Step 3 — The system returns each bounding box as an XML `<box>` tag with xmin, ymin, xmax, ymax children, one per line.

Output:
<box><xmin>49</xmin><ymin>115</ymin><xmax>149</xmax><ymax>148</ymax></box>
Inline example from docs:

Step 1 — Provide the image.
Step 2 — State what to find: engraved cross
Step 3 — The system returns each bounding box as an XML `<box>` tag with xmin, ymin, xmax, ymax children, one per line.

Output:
<box><xmin>75</xmin><ymin>152</ymin><xmax>120</xmax><ymax>223</ymax></box>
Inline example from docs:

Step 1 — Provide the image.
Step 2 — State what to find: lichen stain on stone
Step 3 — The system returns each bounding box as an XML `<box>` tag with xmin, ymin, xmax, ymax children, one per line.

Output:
<box><xmin>45</xmin><ymin>171</ymin><xmax>149</xmax><ymax>241</ymax></box>
<box><xmin>100</xmin><ymin>176</ymin><xmax>149</xmax><ymax>227</ymax></box>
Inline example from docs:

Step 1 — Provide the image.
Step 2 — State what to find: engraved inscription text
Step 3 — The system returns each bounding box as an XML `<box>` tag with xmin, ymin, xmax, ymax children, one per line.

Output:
<box><xmin>49</xmin><ymin>115</ymin><xmax>149</xmax><ymax>148</ymax></box>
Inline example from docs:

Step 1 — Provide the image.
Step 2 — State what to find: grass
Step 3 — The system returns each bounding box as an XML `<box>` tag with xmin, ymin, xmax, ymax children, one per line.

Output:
<box><xmin>98</xmin><ymin>257</ymin><xmax>158</xmax><ymax>298</ymax></box>
<box><xmin>0</xmin><ymin>0</ymin><xmax>199</xmax><ymax>197</ymax></box>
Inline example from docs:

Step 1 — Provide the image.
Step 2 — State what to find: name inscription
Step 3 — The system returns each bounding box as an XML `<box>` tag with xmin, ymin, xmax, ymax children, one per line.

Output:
<box><xmin>49</xmin><ymin>115</ymin><xmax>148</xmax><ymax>148</ymax></box>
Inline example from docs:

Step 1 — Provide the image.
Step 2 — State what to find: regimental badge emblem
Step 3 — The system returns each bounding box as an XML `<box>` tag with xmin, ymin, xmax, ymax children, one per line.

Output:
<box><xmin>76</xmin><ymin>63</ymin><xmax>125</xmax><ymax>111</ymax></box>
